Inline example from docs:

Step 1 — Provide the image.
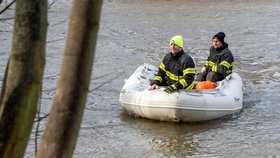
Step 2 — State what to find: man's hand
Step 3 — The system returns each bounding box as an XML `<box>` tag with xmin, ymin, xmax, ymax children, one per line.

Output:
<box><xmin>200</xmin><ymin>67</ymin><xmax>206</xmax><ymax>74</ymax></box>
<box><xmin>148</xmin><ymin>84</ymin><xmax>157</xmax><ymax>90</ymax></box>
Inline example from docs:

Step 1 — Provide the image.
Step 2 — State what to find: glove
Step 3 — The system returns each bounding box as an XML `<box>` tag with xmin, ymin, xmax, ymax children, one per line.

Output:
<box><xmin>164</xmin><ymin>85</ymin><xmax>177</xmax><ymax>94</ymax></box>
<box><xmin>150</xmin><ymin>80</ymin><xmax>160</xmax><ymax>86</ymax></box>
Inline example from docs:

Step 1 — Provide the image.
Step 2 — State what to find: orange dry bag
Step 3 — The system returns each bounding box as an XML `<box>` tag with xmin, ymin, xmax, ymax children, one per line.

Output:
<box><xmin>196</xmin><ymin>81</ymin><xmax>216</xmax><ymax>90</ymax></box>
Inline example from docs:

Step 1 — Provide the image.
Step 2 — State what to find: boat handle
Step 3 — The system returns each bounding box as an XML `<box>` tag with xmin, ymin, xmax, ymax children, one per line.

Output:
<box><xmin>120</xmin><ymin>89</ymin><xmax>125</xmax><ymax>93</ymax></box>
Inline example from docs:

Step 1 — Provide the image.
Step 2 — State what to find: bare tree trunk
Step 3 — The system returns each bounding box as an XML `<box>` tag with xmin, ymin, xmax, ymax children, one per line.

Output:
<box><xmin>36</xmin><ymin>0</ymin><xmax>102</xmax><ymax>157</ymax></box>
<box><xmin>0</xmin><ymin>0</ymin><xmax>48</xmax><ymax>157</ymax></box>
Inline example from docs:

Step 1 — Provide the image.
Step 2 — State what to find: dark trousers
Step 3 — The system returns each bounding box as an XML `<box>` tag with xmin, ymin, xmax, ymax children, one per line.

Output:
<box><xmin>196</xmin><ymin>71</ymin><xmax>224</xmax><ymax>82</ymax></box>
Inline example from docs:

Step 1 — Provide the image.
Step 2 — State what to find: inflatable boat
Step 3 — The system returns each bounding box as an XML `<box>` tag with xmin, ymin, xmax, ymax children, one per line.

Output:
<box><xmin>119</xmin><ymin>63</ymin><xmax>243</xmax><ymax>122</ymax></box>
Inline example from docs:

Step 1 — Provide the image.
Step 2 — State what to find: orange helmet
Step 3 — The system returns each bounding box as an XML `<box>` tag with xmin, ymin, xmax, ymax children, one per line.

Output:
<box><xmin>196</xmin><ymin>81</ymin><xmax>216</xmax><ymax>90</ymax></box>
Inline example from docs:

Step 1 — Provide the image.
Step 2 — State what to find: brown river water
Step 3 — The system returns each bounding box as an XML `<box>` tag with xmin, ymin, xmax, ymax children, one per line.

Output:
<box><xmin>1</xmin><ymin>0</ymin><xmax>280</xmax><ymax>157</ymax></box>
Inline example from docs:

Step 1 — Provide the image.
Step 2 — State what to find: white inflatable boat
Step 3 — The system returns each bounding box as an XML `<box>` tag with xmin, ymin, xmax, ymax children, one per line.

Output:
<box><xmin>119</xmin><ymin>63</ymin><xmax>244</xmax><ymax>122</ymax></box>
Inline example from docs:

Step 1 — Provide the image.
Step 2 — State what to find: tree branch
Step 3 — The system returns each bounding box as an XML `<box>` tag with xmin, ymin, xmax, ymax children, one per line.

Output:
<box><xmin>0</xmin><ymin>0</ymin><xmax>16</xmax><ymax>15</ymax></box>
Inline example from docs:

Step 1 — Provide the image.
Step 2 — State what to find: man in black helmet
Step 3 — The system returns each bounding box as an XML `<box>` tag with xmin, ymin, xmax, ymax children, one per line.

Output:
<box><xmin>196</xmin><ymin>32</ymin><xmax>234</xmax><ymax>82</ymax></box>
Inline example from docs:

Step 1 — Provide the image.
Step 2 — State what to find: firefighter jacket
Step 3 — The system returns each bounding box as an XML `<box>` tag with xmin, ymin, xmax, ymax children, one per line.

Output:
<box><xmin>150</xmin><ymin>50</ymin><xmax>196</xmax><ymax>90</ymax></box>
<box><xmin>204</xmin><ymin>43</ymin><xmax>234</xmax><ymax>77</ymax></box>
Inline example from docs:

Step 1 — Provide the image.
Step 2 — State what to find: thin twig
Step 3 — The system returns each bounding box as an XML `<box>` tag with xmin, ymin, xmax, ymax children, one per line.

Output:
<box><xmin>0</xmin><ymin>17</ymin><xmax>14</xmax><ymax>21</ymax></box>
<box><xmin>0</xmin><ymin>0</ymin><xmax>16</xmax><ymax>15</ymax></box>
<box><xmin>35</xmin><ymin>94</ymin><xmax>42</xmax><ymax>154</ymax></box>
<box><xmin>34</xmin><ymin>113</ymin><xmax>49</xmax><ymax>123</ymax></box>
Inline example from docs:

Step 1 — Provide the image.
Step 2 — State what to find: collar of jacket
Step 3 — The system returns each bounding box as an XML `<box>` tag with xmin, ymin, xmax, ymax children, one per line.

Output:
<box><xmin>169</xmin><ymin>49</ymin><xmax>184</xmax><ymax>59</ymax></box>
<box><xmin>215</xmin><ymin>42</ymin><xmax>228</xmax><ymax>52</ymax></box>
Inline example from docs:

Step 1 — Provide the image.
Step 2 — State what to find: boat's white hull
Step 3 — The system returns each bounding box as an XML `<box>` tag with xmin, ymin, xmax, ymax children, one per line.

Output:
<box><xmin>119</xmin><ymin>63</ymin><xmax>243</xmax><ymax>122</ymax></box>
